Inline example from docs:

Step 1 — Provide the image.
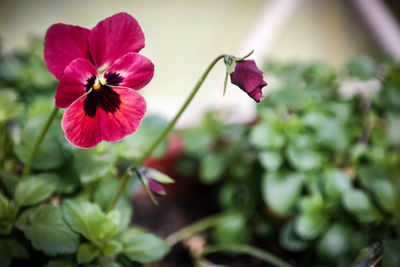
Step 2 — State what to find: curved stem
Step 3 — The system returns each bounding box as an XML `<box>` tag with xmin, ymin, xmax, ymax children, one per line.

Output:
<box><xmin>106</xmin><ymin>55</ymin><xmax>225</xmax><ymax>212</ymax></box>
<box><xmin>200</xmin><ymin>244</ymin><xmax>294</xmax><ymax>267</ymax></box>
<box><xmin>22</xmin><ymin>106</ymin><xmax>59</xmax><ymax>176</ymax></box>
<box><xmin>166</xmin><ymin>212</ymin><xmax>230</xmax><ymax>246</ymax></box>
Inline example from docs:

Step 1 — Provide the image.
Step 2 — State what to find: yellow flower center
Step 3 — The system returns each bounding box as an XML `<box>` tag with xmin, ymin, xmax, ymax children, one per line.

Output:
<box><xmin>93</xmin><ymin>79</ymin><xmax>101</xmax><ymax>90</ymax></box>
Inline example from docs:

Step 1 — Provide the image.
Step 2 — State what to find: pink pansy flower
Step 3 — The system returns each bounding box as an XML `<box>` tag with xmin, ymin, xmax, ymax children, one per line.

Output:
<box><xmin>44</xmin><ymin>12</ymin><xmax>154</xmax><ymax>148</ymax></box>
<box><xmin>230</xmin><ymin>60</ymin><xmax>267</xmax><ymax>103</ymax></box>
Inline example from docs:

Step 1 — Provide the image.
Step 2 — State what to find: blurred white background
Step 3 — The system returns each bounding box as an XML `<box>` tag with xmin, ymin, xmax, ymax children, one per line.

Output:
<box><xmin>0</xmin><ymin>0</ymin><xmax>389</xmax><ymax>125</ymax></box>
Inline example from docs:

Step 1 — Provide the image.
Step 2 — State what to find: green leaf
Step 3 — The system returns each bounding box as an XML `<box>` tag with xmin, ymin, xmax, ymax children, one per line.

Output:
<box><xmin>54</xmin><ymin>164</ymin><xmax>80</xmax><ymax>194</ymax></box>
<box><xmin>249</xmin><ymin>123</ymin><xmax>285</xmax><ymax>150</ymax></box>
<box><xmin>118</xmin><ymin>227</ymin><xmax>170</xmax><ymax>264</ymax></box>
<box><xmin>0</xmin><ymin>193</ymin><xmax>11</xmax><ymax>220</ymax></box>
<box><xmin>372</xmin><ymin>179</ymin><xmax>397</xmax><ymax>213</ymax></box>
<box><xmin>0</xmin><ymin>238</ymin><xmax>29</xmax><ymax>266</ymax></box>
<box><xmin>199</xmin><ymin>153</ymin><xmax>225</xmax><ymax>184</ymax></box>
<box><xmin>264</xmin><ymin>86</ymin><xmax>309</xmax><ymax>110</ymax></box>
<box><xmin>258</xmin><ymin>151</ymin><xmax>282</xmax><ymax>171</ymax></box>
<box><xmin>93</xmin><ymin>179</ymin><xmax>132</xmax><ymax>231</ymax></box>
<box><xmin>0</xmin><ymin>89</ymin><xmax>23</xmax><ymax>122</ymax></box>
<box><xmin>383</xmin><ymin>240</ymin><xmax>400</xmax><ymax>267</ymax></box>
<box><xmin>102</xmin><ymin>240</ymin><xmax>123</xmax><ymax>257</ymax></box>
<box><xmin>0</xmin><ymin>193</ymin><xmax>17</xmax><ymax>235</ymax></box>
<box><xmin>342</xmin><ymin>189</ymin><xmax>381</xmax><ymax>223</ymax></box>
<box><xmin>14</xmin><ymin>115</ymin><xmax>65</xmax><ymax>170</ymax></box>
<box><xmin>358</xmin><ymin>166</ymin><xmax>388</xmax><ymax>190</ymax></box>
<box><xmin>16</xmin><ymin>205</ymin><xmax>79</xmax><ymax>256</ymax></box>
<box><xmin>77</xmin><ymin>243</ymin><xmax>100</xmax><ymax>264</ymax></box>
<box><xmin>0</xmin><ymin>171</ymin><xmax>19</xmax><ymax>196</ymax></box>
<box><xmin>346</xmin><ymin>56</ymin><xmax>375</xmax><ymax>80</ymax></box>
<box><xmin>14</xmin><ymin>173</ymin><xmax>58</xmax><ymax>207</ymax></box>
<box><xmin>62</xmin><ymin>199</ymin><xmax>119</xmax><ymax>243</ymax></box>
<box><xmin>286</xmin><ymin>146</ymin><xmax>321</xmax><ymax>171</ymax></box>
<box><xmin>324</xmin><ymin>169</ymin><xmax>352</xmax><ymax>200</ymax></box>
<box><xmin>295</xmin><ymin>194</ymin><xmax>328</xmax><ymax>240</ymax></box>
<box><xmin>285</xmin><ymin>135</ymin><xmax>322</xmax><ymax>171</ymax></box>
<box><xmin>73</xmin><ymin>144</ymin><xmax>116</xmax><ymax>184</ymax></box>
<box><xmin>295</xmin><ymin>214</ymin><xmax>327</xmax><ymax>240</ymax></box>
<box><xmin>212</xmin><ymin>213</ymin><xmax>249</xmax><ymax>245</ymax></box>
<box><xmin>303</xmin><ymin>113</ymin><xmax>349</xmax><ymax>152</ymax></box>
<box><xmin>317</xmin><ymin>224</ymin><xmax>350</xmax><ymax>260</ymax></box>
<box><xmin>279</xmin><ymin>221</ymin><xmax>308</xmax><ymax>252</ymax></box>
<box><xmin>262</xmin><ymin>172</ymin><xmax>304</xmax><ymax>216</ymax></box>
<box><xmin>147</xmin><ymin>168</ymin><xmax>174</xmax><ymax>184</ymax></box>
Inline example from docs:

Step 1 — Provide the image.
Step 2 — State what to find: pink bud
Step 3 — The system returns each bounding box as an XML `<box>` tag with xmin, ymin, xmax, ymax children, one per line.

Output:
<box><xmin>230</xmin><ymin>60</ymin><xmax>267</xmax><ymax>103</ymax></box>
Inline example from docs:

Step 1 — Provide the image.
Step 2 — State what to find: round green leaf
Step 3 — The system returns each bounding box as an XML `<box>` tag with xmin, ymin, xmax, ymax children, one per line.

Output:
<box><xmin>372</xmin><ymin>179</ymin><xmax>397</xmax><ymax>213</ymax></box>
<box><xmin>324</xmin><ymin>169</ymin><xmax>352</xmax><ymax>200</ymax></box>
<box><xmin>199</xmin><ymin>153</ymin><xmax>225</xmax><ymax>184</ymax></box>
<box><xmin>279</xmin><ymin>222</ymin><xmax>308</xmax><ymax>252</ymax></box>
<box><xmin>16</xmin><ymin>205</ymin><xmax>79</xmax><ymax>256</ymax></box>
<box><xmin>286</xmin><ymin>146</ymin><xmax>321</xmax><ymax>171</ymax></box>
<box><xmin>295</xmin><ymin>214</ymin><xmax>327</xmax><ymax>240</ymax></box>
<box><xmin>212</xmin><ymin>213</ymin><xmax>249</xmax><ymax>245</ymax></box>
<box><xmin>62</xmin><ymin>199</ymin><xmax>119</xmax><ymax>243</ymax></box>
<box><xmin>262</xmin><ymin>172</ymin><xmax>304</xmax><ymax>216</ymax></box>
<box><xmin>249</xmin><ymin>123</ymin><xmax>285</xmax><ymax>150</ymax></box>
<box><xmin>342</xmin><ymin>190</ymin><xmax>381</xmax><ymax>223</ymax></box>
<box><xmin>317</xmin><ymin>224</ymin><xmax>349</xmax><ymax>260</ymax></box>
<box><xmin>77</xmin><ymin>243</ymin><xmax>100</xmax><ymax>264</ymax></box>
<box><xmin>258</xmin><ymin>151</ymin><xmax>282</xmax><ymax>171</ymax></box>
<box><xmin>14</xmin><ymin>173</ymin><xmax>59</xmax><ymax>207</ymax></box>
<box><xmin>102</xmin><ymin>240</ymin><xmax>123</xmax><ymax>257</ymax></box>
<box><xmin>118</xmin><ymin>227</ymin><xmax>170</xmax><ymax>264</ymax></box>
<box><xmin>73</xmin><ymin>144</ymin><xmax>116</xmax><ymax>184</ymax></box>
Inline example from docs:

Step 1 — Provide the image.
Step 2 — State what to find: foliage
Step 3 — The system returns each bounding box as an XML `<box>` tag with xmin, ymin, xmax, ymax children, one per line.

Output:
<box><xmin>2</xmin><ymin>37</ymin><xmax>400</xmax><ymax>266</ymax></box>
<box><xmin>0</xmin><ymin>38</ymin><xmax>169</xmax><ymax>266</ymax></box>
<box><xmin>180</xmin><ymin>56</ymin><xmax>400</xmax><ymax>266</ymax></box>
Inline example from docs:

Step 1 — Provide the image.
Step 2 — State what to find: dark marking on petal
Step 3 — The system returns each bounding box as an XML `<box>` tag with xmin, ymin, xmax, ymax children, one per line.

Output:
<box><xmin>85</xmin><ymin>75</ymin><xmax>96</xmax><ymax>92</ymax></box>
<box><xmin>105</xmin><ymin>72</ymin><xmax>123</xmax><ymax>86</ymax></box>
<box><xmin>84</xmin><ymin>85</ymin><xmax>121</xmax><ymax>117</ymax></box>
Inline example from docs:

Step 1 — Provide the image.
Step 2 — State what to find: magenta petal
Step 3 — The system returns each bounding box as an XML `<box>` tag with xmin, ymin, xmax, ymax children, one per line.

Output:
<box><xmin>230</xmin><ymin>60</ymin><xmax>267</xmax><ymax>103</ymax></box>
<box><xmin>148</xmin><ymin>178</ymin><xmax>166</xmax><ymax>195</ymax></box>
<box><xmin>62</xmin><ymin>87</ymin><xmax>146</xmax><ymax>148</ymax></box>
<box><xmin>89</xmin><ymin>12</ymin><xmax>145</xmax><ymax>70</ymax></box>
<box><xmin>104</xmin><ymin>52</ymin><xmax>154</xmax><ymax>90</ymax></box>
<box><xmin>44</xmin><ymin>23</ymin><xmax>91</xmax><ymax>80</ymax></box>
<box><xmin>99</xmin><ymin>87</ymin><xmax>146</xmax><ymax>142</ymax></box>
<box><xmin>55</xmin><ymin>59</ymin><xmax>97</xmax><ymax>108</ymax></box>
<box><xmin>61</xmin><ymin>95</ymin><xmax>102</xmax><ymax>149</ymax></box>
<box><xmin>248</xmin><ymin>88</ymin><xmax>264</xmax><ymax>103</ymax></box>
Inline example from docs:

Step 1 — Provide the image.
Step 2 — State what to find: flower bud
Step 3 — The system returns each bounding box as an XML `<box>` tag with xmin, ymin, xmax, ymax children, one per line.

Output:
<box><xmin>230</xmin><ymin>60</ymin><xmax>267</xmax><ymax>103</ymax></box>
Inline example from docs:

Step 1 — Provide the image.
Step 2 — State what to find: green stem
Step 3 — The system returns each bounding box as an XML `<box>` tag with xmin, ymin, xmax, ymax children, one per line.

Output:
<box><xmin>22</xmin><ymin>106</ymin><xmax>59</xmax><ymax>176</ymax></box>
<box><xmin>106</xmin><ymin>55</ymin><xmax>225</xmax><ymax>212</ymax></box>
<box><xmin>165</xmin><ymin>212</ymin><xmax>230</xmax><ymax>246</ymax></box>
<box><xmin>200</xmin><ymin>244</ymin><xmax>294</xmax><ymax>267</ymax></box>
